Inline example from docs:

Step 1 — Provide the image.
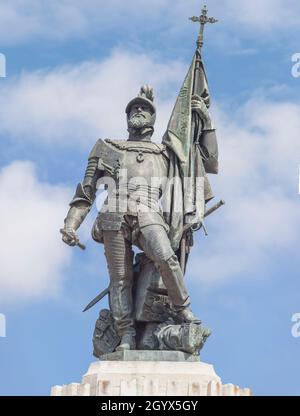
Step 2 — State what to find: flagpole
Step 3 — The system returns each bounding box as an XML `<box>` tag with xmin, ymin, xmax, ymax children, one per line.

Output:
<box><xmin>189</xmin><ymin>5</ymin><xmax>218</xmax><ymax>54</ymax></box>
<box><xmin>180</xmin><ymin>5</ymin><xmax>218</xmax><ymax>275</ymax></box>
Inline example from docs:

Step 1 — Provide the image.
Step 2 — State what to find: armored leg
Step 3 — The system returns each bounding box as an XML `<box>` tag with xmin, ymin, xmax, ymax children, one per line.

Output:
<box><xmin>138</xmin><ymin>225</ymin><xmax>190</xmax><ymax>308</ymax></box>
<box><xmin>138</xmin><ymin>225</ymin><xmax>200</xmax><ymax>324</ymax></box>
<box><xmin>102</xmin><ymin>230</ymin><xmax>136</xmax><ymax>342</ymax></box>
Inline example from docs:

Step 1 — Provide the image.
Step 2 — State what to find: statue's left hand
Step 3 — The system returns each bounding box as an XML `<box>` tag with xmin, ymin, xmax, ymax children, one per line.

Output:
<box><xmin>191</xmin><ymin>95</ymin><xmax>212</xmax><ymax>127</ymax></box>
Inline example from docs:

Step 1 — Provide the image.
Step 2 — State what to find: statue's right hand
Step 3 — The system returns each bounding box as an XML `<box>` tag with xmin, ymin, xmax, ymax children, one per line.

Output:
<box><xmin>60</xmin><ymin>227</ymin><xmax>78</xmax><ymax>247</ymax></box>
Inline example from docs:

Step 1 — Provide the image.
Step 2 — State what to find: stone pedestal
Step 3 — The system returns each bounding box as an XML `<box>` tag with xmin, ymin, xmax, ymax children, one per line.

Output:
<box><xmin>51</xmin><ymin>351</ymin><xmax>252</xmax><ymax>396</ymax></box>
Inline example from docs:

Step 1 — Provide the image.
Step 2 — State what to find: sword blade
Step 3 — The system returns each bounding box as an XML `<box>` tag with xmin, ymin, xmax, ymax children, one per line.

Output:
<box><xmin>83</xmin><ymin>287</ymin><xmax>109</xmax><ymax>312</ymax></box>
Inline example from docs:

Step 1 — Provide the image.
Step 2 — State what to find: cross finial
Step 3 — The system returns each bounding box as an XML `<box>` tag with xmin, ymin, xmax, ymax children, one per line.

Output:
<box><xmin>189</xmin><ymin>5</ymin><xmax>218</xmax><ymax>50</ymax></box>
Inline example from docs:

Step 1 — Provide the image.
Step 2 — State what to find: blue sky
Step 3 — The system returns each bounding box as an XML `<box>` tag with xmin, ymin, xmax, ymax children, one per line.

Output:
<box><xmin>0</xmin><ymin>0</ymin><xmax>300</xmax><ymax>396</ymax></box>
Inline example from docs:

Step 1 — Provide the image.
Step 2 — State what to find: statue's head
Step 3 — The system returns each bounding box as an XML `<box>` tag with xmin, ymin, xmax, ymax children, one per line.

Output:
<box><xmin>126</xmin><ymin>85</ymin><xmax>156</xmax><ymax>134</ymax></box>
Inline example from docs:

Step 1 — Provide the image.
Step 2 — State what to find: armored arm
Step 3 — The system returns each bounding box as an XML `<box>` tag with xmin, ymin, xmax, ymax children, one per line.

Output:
<box><xmin>64</xmin><ymin>157</ymin><xmax>100</xmax><ymax>231</ymax></box>
<box><xmin>62</xmin><ymin>143</ymin><xmax>103</xmax><ymax>246</ymax></box>
<box><xmin>191</xmin><ymin>95</ymin><xmax>218</xmax><ymax>174</ymax></box>
<box><xmin>191</xmin><ymin>94</ymin><xmax>213</xmax><ymax>130</ymax></box>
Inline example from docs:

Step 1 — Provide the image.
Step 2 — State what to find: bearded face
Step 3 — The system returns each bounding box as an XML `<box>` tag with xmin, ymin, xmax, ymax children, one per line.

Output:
<box><xmin>127</xmin><ymin>104</ymin><xmax>154</xmax><ymax>129</ymax></box>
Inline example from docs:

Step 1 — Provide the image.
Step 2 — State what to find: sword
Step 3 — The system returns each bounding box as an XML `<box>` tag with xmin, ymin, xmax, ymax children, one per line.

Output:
<box><xmin>196</xmin><ymin>199</ymin><xmax>225</xmax><ymax>232</ymax></box>
<box><xmin>83</xmin><ymin>287</ymin><xmax>109</xmax><ymax>312</ymax></box>
<box><xmin>204</xmin><ymin>199</ymin><xmax>225</xmax><ymax>218</ymax></box>
<box><xmin>183</xmin><ymin>199</ymin><xmax>225</xmax><ymax>233</ymax></box>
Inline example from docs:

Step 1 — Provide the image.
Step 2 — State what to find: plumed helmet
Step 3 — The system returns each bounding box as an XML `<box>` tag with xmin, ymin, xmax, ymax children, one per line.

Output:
<box><xmin>125</xmin><ymin>85</ymin><xmax>156</xmax><ymax>118</ymax></box>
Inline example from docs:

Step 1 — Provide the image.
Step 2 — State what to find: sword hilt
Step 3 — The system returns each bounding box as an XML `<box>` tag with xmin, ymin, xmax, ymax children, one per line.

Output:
<box><xmin>204</xmin><ymin>199</ymin><xmax>225</xmax><ymax>218</ymax></box>
<box><xmin>76</xmin><ymin>241</ymin><xmax>86</xmax><ymax>251</ymax></box>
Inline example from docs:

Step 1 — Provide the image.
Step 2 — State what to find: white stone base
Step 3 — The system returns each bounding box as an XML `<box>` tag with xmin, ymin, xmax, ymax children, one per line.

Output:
<box><xmin>51</xmin><ymin>358</ymin><xmax>252</xmax><ymax>396</ymax></box>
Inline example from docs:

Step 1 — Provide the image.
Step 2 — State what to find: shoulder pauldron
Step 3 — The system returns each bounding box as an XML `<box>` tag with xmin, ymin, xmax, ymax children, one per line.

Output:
<box><xmin>89</xmin><ymin>139</ymin><xmax>124</xmax><ymax>176</ymax></box>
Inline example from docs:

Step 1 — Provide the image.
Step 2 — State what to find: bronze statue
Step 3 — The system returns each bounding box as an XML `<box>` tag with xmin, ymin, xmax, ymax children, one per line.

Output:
<box><xmin>61</xmin><ymin>5</ymin><xmax>222</xmax><ymax>357</ymax></box>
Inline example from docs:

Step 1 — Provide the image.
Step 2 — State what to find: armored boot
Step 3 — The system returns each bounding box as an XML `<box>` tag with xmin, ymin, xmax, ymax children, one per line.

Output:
<box><xmin>116</xmin><ymin>333</ymin><xmax>136</xmax><ymax>351</ymax></box>
<box><xmin>172</xmin><ymin>305</ymin><xmax>202</xmax><ymax>325</ymax></box>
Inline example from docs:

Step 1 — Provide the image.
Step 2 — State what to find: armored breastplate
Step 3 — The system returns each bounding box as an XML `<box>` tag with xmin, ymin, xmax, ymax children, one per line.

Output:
<box><xmin>103</xmin><ymin>139</ymin><xmax>169</xmax><ymax>214</ymax></box>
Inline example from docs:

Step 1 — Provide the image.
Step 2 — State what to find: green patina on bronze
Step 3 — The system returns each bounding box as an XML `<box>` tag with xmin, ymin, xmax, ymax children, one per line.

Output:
<box><xmin>60</xmin><ymin>4</ymin><xmax>222</xmax><ymax>359</ymax></box>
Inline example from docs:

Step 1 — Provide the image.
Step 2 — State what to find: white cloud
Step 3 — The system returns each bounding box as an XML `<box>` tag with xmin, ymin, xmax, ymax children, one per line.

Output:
<box><xmin>221</xmin><ymin>0</ymin><xmax>300</xmax><ymax>32</ymax></box>
<box><xmin>189</xmin><ymin>98</ymin><xmax>300</xmax><ymax>285</ymax></box>
<box><xmin>0</xmin><ymin>0</ymin><xmax>176</xmax><ymax>45</ymax></box>
<box><xmin>0</xmin><ymin>0</ymin><xmax>299</xmax><ymax>46</ymax></box>
<box><xmin>0</xmin><ymin>50</ymin><xmax>185</xmax><ymax>148</ymax></box>
<box><xmin>0</xmin><ymin>161</ymin><xmax>73</xmax><ymax>304</ymax></box>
